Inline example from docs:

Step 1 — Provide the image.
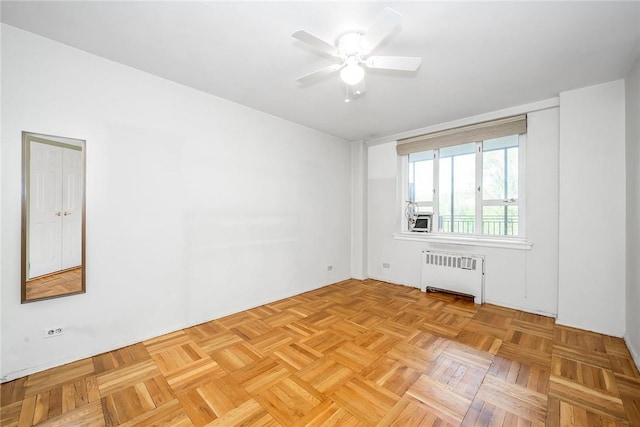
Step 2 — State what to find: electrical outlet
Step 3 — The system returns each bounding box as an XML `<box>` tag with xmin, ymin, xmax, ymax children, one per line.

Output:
<box><xmin>327</xmin><ymin>265</ymin><xmax>333</xmax><ymax>271</ymax></box>
<box><xmin>44</xmin><ymin>327</ymin><xmax>64</xmax><ymax>338</ymax></box>
<box><xmin>382</xmin><ymin>263</ymin><xmax>390</xmax><ymax>268</ymax></box>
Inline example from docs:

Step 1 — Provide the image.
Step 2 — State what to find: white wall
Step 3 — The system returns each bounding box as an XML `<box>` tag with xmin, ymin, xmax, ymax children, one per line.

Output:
<box><xmin>350</xmin><ymin>140</ymin><xmax>367</xmax><ymax>280</ymax></box>
<box><xmin>0</xmin><ymin>11</ymin><xmax>4</xmax><ymax>378</ymax></box>
<box><xmin>367</xmin><ymin>81</ymin><xmax>628</xmax><ymax>337</ymax></box>
<box><xmin>366</xmin><ymin>106</ymin><xmax>560</xmax><ymax>317</ymax></box>
<box><xmin>626</xmin><ymin>57</ymin><xmax>640</xmax><ymax>365</ymax></box>
<box><xmin>558</xmin><ymin>80</ymin><xmax>626</xmax><ymax>337</ymax></box>
<box><xmin>1</xmin><ymin>25</ymin><xmax>351</xmax><ymax>381</ymax></box>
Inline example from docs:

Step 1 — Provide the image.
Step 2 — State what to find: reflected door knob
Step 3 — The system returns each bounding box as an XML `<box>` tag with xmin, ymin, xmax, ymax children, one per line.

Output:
<box><xmin>55</xmin><ymin>212</ymin><xmax>62</xmax><ymax>216</ymax></box>
<box><xmin>64</xmin><ymin>211</ymin><xmax>71</xmax><ymax>216</ymax></box>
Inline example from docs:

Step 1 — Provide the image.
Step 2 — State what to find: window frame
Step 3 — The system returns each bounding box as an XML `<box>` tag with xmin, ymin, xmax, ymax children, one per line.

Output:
<box><xmin>401</xmin><ymin>133</ymin><xmax>527</xmax><ymax>238</ymax></box>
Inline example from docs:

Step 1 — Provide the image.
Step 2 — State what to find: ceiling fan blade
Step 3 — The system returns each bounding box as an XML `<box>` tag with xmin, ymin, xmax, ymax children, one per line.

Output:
<box><xmin>296</xmin><ymin>63</ymin><xmax>343</xmax><ymax>83</ymax></box>
<box><xmin>361</xmin><ymin>7</ymin><xmax>403</xmax><ymax>52</ymax></box>
<box><xmin>366</xmin><ymin>56</ymin><xmax>422</xmax><ymax>71</ymax></box>
<box><xmin>292</xmin><ymin>30</ymin><xmax>340</xmax><ymax>57</ymax></box>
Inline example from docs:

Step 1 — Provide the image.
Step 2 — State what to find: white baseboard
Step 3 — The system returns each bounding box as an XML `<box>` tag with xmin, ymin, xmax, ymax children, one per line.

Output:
<box><xmin>555</xmin><ymin>317</ymin><xmax>624</xmax><ymax>338</ymax></box>
<box><xmin>366</xmin><ymin>275</ymin><xmax>419</xmax><ymax>289</ymax></box>
<box><xmin>624</xmin><ymin>336</ymin><xmax>640</xmax><ymax>373</ymax></box>
<box><xmin>1</xmin><ymin>279</ymin><xmax>346</xmax><ymax>383</ymax></box>
<box><xmin>483</xmin><ymin>298</ymin><xmax>557</xmax><ymax>319</ymax></box>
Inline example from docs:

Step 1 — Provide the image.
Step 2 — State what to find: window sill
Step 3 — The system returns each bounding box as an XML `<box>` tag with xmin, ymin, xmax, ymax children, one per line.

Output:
<box><xmin>393</xmin><ymin>232</ymin><xmax>533</xmax><ymax>250</ymax></box>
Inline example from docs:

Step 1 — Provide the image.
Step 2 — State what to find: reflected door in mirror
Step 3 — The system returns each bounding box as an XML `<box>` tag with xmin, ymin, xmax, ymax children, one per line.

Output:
<box><xmin>22</xmin><ymin>132</ymin><xmax>86</xmax><ymax>303</ymax></box>
<box><xmin>29</xmin><ymin>142</ymin><xmax>83</xmax><ymax>278</ymax></box>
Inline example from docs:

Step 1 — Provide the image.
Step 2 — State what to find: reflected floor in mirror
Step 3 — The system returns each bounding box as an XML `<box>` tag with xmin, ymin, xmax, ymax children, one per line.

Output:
<box><xmin>25</xmin><ymin>267</ymin><xmax>82</xmax><ymax>301</ymax></box>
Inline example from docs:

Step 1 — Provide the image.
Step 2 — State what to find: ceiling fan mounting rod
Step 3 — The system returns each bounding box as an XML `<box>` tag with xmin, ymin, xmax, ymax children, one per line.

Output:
<box><xmin>344</xmin><ymin>54</ymin><xmax>362</xmax><ymax>67</ymax></box>
<box><xmin>337</xmin><ymin>32</ymin><xmax>367</xmax><ymax>58</ymax></box>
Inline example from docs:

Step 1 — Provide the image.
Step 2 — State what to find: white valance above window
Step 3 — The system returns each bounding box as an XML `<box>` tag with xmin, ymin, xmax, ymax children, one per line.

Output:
<box><xmin>396</xmin><ymin>114</ymin><xmax>527</xmax><ymax>155</ymax></box>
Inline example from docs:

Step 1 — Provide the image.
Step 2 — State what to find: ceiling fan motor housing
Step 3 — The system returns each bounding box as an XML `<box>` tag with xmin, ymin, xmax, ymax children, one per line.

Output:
<box><xmin>337</xmin><ymin>32</ymin><xmax>368</xmax><ymax>59</ymax></box>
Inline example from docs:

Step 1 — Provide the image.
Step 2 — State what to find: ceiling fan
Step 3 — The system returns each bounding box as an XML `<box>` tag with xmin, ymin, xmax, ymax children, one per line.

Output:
<box><xmin>292</xmin><ymin>7</ymin><xmax>422</xmax><ymax>102</ymax></box>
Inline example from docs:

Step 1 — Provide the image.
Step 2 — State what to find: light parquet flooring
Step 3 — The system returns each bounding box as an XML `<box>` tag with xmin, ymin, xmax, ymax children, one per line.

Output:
<box><xmin>2</xmin><ymin>279</ymin><xmax>640</xmax><ymax>426</ymax></box>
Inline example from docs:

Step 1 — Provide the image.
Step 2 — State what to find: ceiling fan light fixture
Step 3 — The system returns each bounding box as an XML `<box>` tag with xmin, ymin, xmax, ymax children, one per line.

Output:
<box><xmin>293</xmin><ymin>8</ymin><xmax>420</xmax><ymax>100</ymax></box>
<box><xmin>340</xmin><ymin>62</ymin><xmax>365</xmax><ymax>85</ymax></box>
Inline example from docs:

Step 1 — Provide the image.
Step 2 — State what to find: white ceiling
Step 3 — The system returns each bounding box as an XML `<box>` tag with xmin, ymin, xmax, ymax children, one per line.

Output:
<box><xmin>2</xmin><ymin>1</ymin><xmax>640</xmax><ymax>142</ymax></box>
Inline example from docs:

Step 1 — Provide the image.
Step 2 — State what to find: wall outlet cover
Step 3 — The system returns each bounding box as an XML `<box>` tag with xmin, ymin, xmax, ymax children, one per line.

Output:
<box><xmin>44</xmin><ymin>327</ymin><xmax>64</xmax><ymax>338</ymax></box>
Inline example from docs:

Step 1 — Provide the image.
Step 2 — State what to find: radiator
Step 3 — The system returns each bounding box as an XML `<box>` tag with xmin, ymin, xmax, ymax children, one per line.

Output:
<box><xmin>421</xmin><ymin>250</ymin><xmax>485</xmax><ymax>304</ymax></box>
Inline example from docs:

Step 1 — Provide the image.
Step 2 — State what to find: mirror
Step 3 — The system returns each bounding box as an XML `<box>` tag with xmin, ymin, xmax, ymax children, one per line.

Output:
<box><xmin>21</xmin><ymin>132</ymin><xmax>86</xmax><ymax>303</ymax></box>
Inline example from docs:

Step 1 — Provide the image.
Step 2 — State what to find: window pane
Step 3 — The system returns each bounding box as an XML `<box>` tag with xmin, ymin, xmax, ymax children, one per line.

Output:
<box><xmin>507</xmin><ymin>147</ymin><xmax>518</xmax><ymax>199</ymax></box>
<box><xmin>483</xmin><ymin>149</ymin><xmax>505</xmax><ymax>200</ymax></box>
<box><xmin>409</xmin><ymin>150</ymin><xmax>433</xmax><ymax>162</ymax></box>
<box><xmin>483</xmin><ymin>135</ymin><xmax>519</xmax><ymax>201</ymax></box>
<box><xmin>440</xmin><ymin>142</ymin><xmax>476</xmax><ymax>158</ymax></box>
<box><xmin>438</xmin><ymin>146</ymin><xmax>475</xmax><ymax>234</ymax></box>
<box><xmin>413</xmin><ymin>160</ymin><xmax>433</xmax><ymax>202</ymax></box>
<box><xmin>408</xmin><ymin>151</ymin><xmax>433</xmax><ymax>203</ymax></box>
<box><xmin>438</xmin><ymin>156</ymin><xmax>451</xmax><ymax>232</ymax></box>
<box><xmin>483</xmin><ymin>134</ymin><xmax>518</xmax><ymax>151</ymax></box>
<box><xmin>453</xmin><ymin>153</ymin><xmax>476</xmax><ymax>233</ymax></box>
<box><xmin>416</xmin><ymin>205</ymin><xmax>433</xmax><ymax>214</ymax></box>
<box><xmin>483</xmin><ymin>205</ymin><xmax>518</xmax><ymax>236</ymax></box>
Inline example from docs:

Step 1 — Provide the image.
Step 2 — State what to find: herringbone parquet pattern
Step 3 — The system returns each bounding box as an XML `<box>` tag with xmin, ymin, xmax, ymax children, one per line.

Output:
<box><xmin>2</xmin><ymin>279</ymin><xmax>640</xmax><ymax>426</ymax></box>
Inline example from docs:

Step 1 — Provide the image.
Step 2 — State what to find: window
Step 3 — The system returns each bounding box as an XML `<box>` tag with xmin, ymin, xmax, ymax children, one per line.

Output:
<box><xmin>408</xmin><ymin>150</ymin><xmax>434</xmax><ymax>213</ymax></box>
<box><xmin>482</xmin><ymin>135</ymin><xmax>519</xmax><ymax>236</ymax></box>
<box><xmin>438</xmin><ymin>142</ymin><xmax>476</xmax><ymax>233</ymax></box>
<box><xmin>399</xmin><ymin>116</ymin><xmax>526</xmax><ymax>237</ymax></box>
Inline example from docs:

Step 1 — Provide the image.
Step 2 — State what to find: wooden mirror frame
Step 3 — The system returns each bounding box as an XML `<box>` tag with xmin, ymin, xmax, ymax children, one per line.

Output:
<box><xmin>21</xmin><ymin>131</ymin><xmax>86</xmax><ymax>303</ymax></box>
